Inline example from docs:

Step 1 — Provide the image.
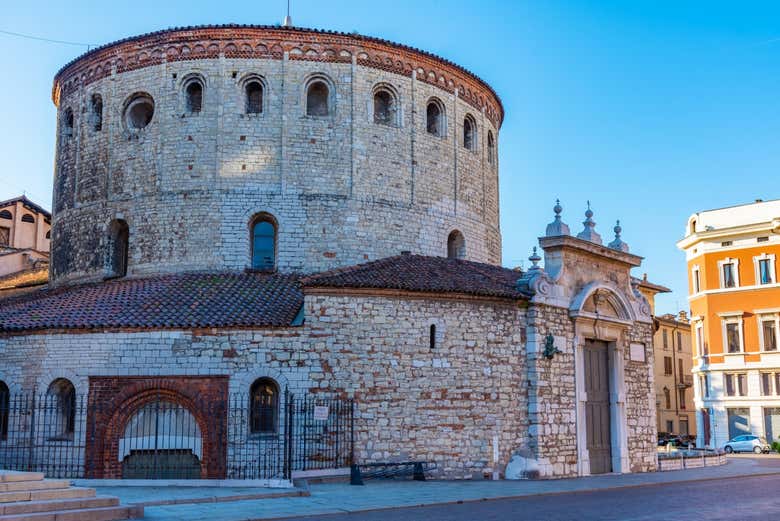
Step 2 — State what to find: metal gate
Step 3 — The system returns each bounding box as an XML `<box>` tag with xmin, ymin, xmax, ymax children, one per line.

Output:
<box><xmin>0</xmin><ymin>390</ymin><xmax>354</xmax><ymax>480</ymax></box>
<box><xmin>584</xmin><ymin>339</ymin><xmax>612</xmax><ymax>474</ymax></box>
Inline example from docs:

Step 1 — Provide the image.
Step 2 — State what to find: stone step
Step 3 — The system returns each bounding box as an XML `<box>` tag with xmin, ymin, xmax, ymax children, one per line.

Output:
<box><xmin>0</xmin><ymin>505</ymin><xmax>134</xmax><ymax>521</ymax></box>
<box><xmin>0</xmin><ymin>488</ymin><xmax>95</xmax><ymax>504</ymax></box>
<box><xmin>0</xmin><ymin>482</ymin><xmax>70</xmax><ymax>494</ymax></box>
<box><xmin>0</xmin><ymin>474</ymin><xmax>45</xmax><ymax>484</ymax></box>
<box><xmin>0</xmin><ymin>496</ymin><xmax>118</xmax><ymax>515</ymax></box>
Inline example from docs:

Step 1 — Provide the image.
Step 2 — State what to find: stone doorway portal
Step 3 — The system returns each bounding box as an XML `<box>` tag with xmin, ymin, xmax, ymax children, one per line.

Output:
<box><xmin>584</xmin><ymin>339</ymin><xmax>612</xmax><ymax>474</ymax></box>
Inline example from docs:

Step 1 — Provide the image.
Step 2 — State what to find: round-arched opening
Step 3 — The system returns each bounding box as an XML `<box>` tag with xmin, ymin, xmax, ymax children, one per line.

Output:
<box><xmin>46</xmin><ymin>378</ymin><xmax>76</xmax><ymax>440</ymax></box>
<box><xmin>463</xmin><ymin>115</ymin><xmax>476</xmax><ymax>150</ymax></box>
<box><xmin>120</xmin><ymin>400</ymin><xmax>202</xmax><ymax>479</ymax></box>
<box><xmin>0</xmin><ymin>380</ymin><xmax>9</xmax><ymax>440</ymax></box>
<box><xmin>124</xmin><ymin>94</ymin><xmax>155</xmax><ymax>130</ymax></box>
<box><xmin>426</xmin><ymin>100</ymin><xmax>444</xmax><ymax>136</ymax></box>
<box><xmin>185</xmin><ymin>80</ymin><xmax>203</xmax><ymax>113</ymax></box>
<box><xmin>306</xmin><ymin>80</ymin><xmax>330</xmax><ymax>117</ymax></box>
<box><xmin>249</xmin><ymin>378</ymin><xmax>279</xmax><ymax>434</ymax></box>
<box><xmin>245</xmin><ymin>80</ymin><xmax>264</xmax><ymax>114</ymax></box>
<box><xmin>250</xmin><ymin>214</ymin><xmax>277</xmax><ymax>271</ymax></box>
<box><xmin>373</xmin><ymin>89</ymin><xmax>396</xmax><ymax>126</ymax></box>
<box><xmin>447</xmin><ymin>230</ymin><xmax>465</xmax><ymax>260</ymax></box>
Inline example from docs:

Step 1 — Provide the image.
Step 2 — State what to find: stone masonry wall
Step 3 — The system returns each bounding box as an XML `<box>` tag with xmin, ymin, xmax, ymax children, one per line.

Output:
<box><xmin>0</xmin><ymin>293</ymin><xmax>526</xmax><ymax>479</ymax></box>
<box><xmin>51</xmin><ymin>40</ymin><xmax>501</xmax><ymax>286</ymax></box>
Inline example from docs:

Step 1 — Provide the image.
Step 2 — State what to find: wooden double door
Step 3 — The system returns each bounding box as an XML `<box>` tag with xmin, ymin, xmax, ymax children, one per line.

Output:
<box><xmin>584</xmin><ymin>339</ymin><xmax>612</xmax><ymax>474</ymax></box>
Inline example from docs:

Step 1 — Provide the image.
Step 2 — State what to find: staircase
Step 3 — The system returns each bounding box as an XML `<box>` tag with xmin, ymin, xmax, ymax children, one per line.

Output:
<box><xmin>0</xmin><ymin>471</ymin><xmax>141</xmax><ymax>521</ymax></box>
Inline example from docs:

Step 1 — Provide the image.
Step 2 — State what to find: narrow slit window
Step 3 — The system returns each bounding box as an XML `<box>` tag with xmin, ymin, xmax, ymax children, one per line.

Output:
<box><xmin>429</xmin><ymin>325</ymin><xmax>436</xmax><ymax>350</ymax></box>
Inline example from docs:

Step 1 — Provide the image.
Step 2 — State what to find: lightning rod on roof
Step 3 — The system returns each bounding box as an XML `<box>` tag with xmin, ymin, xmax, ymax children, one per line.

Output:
<box><xmin>282</xmin><ymin>0</ymin><xmax>293</xmax><ymax>27</ymax></box>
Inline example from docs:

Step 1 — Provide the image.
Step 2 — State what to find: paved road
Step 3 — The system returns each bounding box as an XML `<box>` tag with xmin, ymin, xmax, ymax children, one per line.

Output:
<box><xmin>284</xmin><ymin>473</ymin><xmax>780</xmax><ymax>521</ymax></box>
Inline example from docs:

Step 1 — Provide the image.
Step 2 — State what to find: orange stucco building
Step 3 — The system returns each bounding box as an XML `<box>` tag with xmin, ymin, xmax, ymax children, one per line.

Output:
<box><xmin>678</xmin><ymin>199</ymin><xmax>780</xmax><ymax>449</ymax></box>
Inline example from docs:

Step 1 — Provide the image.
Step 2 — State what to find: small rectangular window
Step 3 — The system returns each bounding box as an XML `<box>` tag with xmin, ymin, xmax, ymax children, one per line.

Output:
<box><xmin>721</xmin><ymin>241</ymin><xmax>733</xmax><ymax>247</ymax></box>
<box><xmin>738</xmin><ymin>373</ymin><xmax>747</xmax><ymax>396</ymax></box>
<box><xmin>677</xmin><ymin>331</ymin><xmax>683</xmax><ymax>351</ymax></box>
<box><xmin>664</xmin><ymin>356</ymin><xmax>673</xmax><ymax>375</ymax></box>
<box><xmin>759</xmin><ymin>259</ymin><xmax>773</xmax><ymax>284</ymax></box>
<box><xmin>663</xmin><ymin>329</ymin><xmax>669</xmax><ymax>349</ymax></box>
<box><xmin>725</xmin><ymin>374</ymin><xmax>735</xmax><ymax>396</ymax></box>
<box><xmin>758</xmin><ymin>237</ymin><xmax>769</xmax><ymax>243</ymax></box>
<box><xmin>762</xmin><ymin>372</ymin><xmax>773</xmax><ymax>396</ymax></box>
<box><xmin>763</xmin><ymin>320</ymin><xmax>778</xmax><ymax>351</ymax></box>
<box><xmin>723</xmin><ymin>263</ymin><xmax>736</xmax><ymax>288</ymax></box>
<box><xmin>726</xmin><ymin>322</ymin><xmax>741</xmax><ymax>353</ymax></box>
<box><xmin>693</xmin><ymin>268</ymin><xmax>701</xmax><ymax>293</ymax></box>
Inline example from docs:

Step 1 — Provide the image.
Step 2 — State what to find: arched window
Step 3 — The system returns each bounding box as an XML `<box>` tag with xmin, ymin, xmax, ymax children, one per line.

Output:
<box><xmin>487</xmin><ymin>131</ymin><xmax>496</xmax><ymax>164</ymax></box>
<box><xmin>373</xmin><ymin>88</ymin><xmax>397</xmax><ymax>126</ymax></box>
<box><xmin>0</xmin><ymin>380</ymin><xmax>8</xmax><ymax>441</ymax></box>
<box><xmin>0</xmin><ymin>210</ymin><xmax>11</xmax><ymax>220</ymax></box>
<box><xmin>249</xmin><ymin>378</ymin><xmax>279</xmax><ymax>434</ymax></box>
<box><xmin>447</xmin><ymin>230</ymin><xmax>465</xmax><ymax>260</ymax></box>
<box><xmin>45</xmin><ymin>230</ymin><xmax>51</xmax><ymax>239</ymax></box>
<box><xmin>63</xmin><ymin>108</ymin><xmax>74</xmax><ymax>137</ymax></box>
<box><xmin>251</xmin><ymin>215</ymin><xmax>277</xmax><ymax>271</ymax></box>
<box><xmin>21</xmin><ymin>214</ymin><xmax>35</xmax><ymax>224</ymax></box>
<box><xmin>185</xmin><ymin>79</ymin><xmax>203</xmax><ymax>113</ymax></box>
<box><xmin>46</xmin><ymin>379</ymin><xmax>76</xmax><ymax>439</ymax></box>
<box><xmin>463</xmin><ymin>115</ymin><xmax>476</xmax><ymax>150</ymax></box>
<box><xmin>426</xmin><ymin>99</ymin><xmax>445</xmax><ymax>137</ymax></box>
<box><xmin>245</xmin><ymin>80</ymin><xmax>264</xmax><ymax>114</ymax></box>
<box><xmin>306</xmin><ymin>80</ymin><xmax>330</xmax><ymax>117</ymax></box>
<box><xmin>90</xmin><ymin>94</ymin><xmax>103</xmax><ymax>131</ymax></box>
<box><xmin>124</xmin><ymin>93</ymin><xmax>155</xmax><ymax>131</ymax></box>
<box><xmin>107</xmin><ymin>219</ymin><xmax>129</xmax><ymax>278</ymax></box>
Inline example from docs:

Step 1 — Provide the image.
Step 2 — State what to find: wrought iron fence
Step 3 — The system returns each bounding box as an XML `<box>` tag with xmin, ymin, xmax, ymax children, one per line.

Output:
<box><xmin>0</xmin><ymin>390</ymin><xmax>353</xmax><ymax>480</ymax></box>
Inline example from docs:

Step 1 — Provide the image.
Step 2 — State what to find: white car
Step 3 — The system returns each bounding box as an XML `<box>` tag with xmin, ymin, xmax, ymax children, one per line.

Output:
<box><xmin>723</xmin><ymin>435</ymin><xmax>771</xmax><ymax>454</ymax></box>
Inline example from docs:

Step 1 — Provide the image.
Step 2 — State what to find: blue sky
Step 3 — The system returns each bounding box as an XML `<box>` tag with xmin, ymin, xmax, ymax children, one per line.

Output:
<box><xmin>2</xmin><ymin>1</ymin><xmax>780</xmax><ymax>314</ymax></box>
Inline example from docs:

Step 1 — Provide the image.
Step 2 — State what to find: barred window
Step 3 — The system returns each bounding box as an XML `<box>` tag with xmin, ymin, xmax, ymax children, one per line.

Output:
<box><xmin>249</xmin><ymin>378</ymin><xmax>279</xmax><ymax>434</ymax></box>
<box><xmin>46</xmin><ymin>379</ymin><xmax>75</xmax><ymax>440</ymax></box>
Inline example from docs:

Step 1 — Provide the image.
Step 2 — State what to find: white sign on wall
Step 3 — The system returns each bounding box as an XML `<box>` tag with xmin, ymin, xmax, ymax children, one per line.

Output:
<box><xmin>629</xmin><ymin>342</ymin><xmax>646</xmax><ymax>362</ymax></box>
<box><xmin>313</xmin><ymin>405</ymin><xmax>330</xmax><ymax>421</ymax></box>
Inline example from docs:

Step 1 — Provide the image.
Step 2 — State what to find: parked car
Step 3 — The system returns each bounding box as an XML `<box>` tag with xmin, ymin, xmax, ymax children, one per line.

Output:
<box><xmin>657</xmin><ymin>432</ymin><xmax>672</xmax><ymax>446</ymax></box>
<box><xmin>723</xmin><ymin>435</ymin><xmax>771</xmax><ymax>454</ymax></box>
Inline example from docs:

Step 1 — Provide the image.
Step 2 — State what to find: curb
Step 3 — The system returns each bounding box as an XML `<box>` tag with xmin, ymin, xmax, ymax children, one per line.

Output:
<box><xmin>249</xmin><ymin>465</ymin><xmax>780</xmax><ymax>520</ymax></box>
<box><xmin>129</xmin><ymin>488</ymin><xmax>309</xmax><ymax>507</ymax></box>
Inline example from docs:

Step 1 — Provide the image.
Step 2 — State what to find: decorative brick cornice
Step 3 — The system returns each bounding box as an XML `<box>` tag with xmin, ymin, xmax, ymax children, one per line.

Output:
<box><xmin>51</xmin><ymin>25</ymin><xmax>504</xmax><ymax>128</ymax></box>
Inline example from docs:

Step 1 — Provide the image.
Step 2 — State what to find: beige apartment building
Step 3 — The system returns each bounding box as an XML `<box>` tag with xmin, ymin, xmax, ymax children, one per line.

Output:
<box><xmin>636</xmin><ymin>276</ymin><xmax>696</xmax><ymax>436</ymax></box>
<box><xmin>0</xmin><ymin>195</ymin><xmax>51</xmax><ymax>296</ymax></box>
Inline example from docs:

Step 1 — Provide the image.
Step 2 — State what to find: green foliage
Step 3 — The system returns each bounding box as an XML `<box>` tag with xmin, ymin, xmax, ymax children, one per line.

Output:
<box><xmin>770</xmin><ymin>441</ymin><xmax>780</xmax><ymax>453</ymax></box>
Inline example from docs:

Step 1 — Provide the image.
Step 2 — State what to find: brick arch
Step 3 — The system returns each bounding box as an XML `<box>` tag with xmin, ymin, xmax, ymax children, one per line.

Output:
<box><xmin>85</xmin><ymin>376</ymin><xmax>228</xmax><ymax>479</ymax></box>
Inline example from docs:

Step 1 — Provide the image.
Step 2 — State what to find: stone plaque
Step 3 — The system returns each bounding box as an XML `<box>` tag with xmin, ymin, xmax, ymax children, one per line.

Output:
<box><xmin>629</xmin><ymin>342</ymin><xmax>646</xmax><ymax>362</ymax></box>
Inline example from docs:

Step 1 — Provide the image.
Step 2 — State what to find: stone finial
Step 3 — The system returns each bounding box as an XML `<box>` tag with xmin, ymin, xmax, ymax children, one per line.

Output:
<box><xmin>545</xmin><ymin>199</ymin><xmax>570</xmax><ymax>237</ymax></box>
<box><xmin>608</xmin><ymin>220</ymin><xmax>630</xmax><ymax>252</ymax></box>
<box><xmin>528</xmin><ymin>247</ymin><xmax>542</xmax><ymax>270</ymax></box>
<box><xmin>576</xmin><ymin>201</ymin><xmax>602</xmax><ymax>244</ymax></box>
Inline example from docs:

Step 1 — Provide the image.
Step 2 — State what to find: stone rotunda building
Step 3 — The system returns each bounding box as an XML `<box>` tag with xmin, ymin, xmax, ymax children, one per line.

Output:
<box><xmin>0</xmin><ymin>25</ymin><xmax>656</xmax><ymax>481</ymax></box>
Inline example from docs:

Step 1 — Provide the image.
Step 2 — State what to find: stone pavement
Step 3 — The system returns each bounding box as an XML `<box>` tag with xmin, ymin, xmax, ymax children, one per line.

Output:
<box><xmin>95</xmin><ymin>456</ymin><xmax>780</xmax><ymax>520</ymax></box>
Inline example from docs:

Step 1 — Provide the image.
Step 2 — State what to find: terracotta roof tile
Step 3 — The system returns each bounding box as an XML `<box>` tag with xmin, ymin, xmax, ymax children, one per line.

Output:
<box><xmin>0</xmin><ymin>272</ymin><xmax>302</xmax><ymax>332</ymax></box>
<box><xmin>301</xmin><ymin>254</ymin><xmax>529</xmax><ymax>300</ymax></box>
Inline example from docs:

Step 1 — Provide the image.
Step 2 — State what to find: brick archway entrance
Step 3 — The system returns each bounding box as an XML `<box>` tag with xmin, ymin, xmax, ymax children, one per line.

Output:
<box><xmin>85</xmin><ymin>376</ymin><xmax>228</xmax><ymax>479</ymax></box>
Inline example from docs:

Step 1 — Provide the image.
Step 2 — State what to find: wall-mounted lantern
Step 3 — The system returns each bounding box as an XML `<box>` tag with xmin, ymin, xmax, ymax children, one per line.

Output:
<box><xmin>543</xmin><ymin>333</ymin><xmax>562</xmax><ymax>360</ymax></box>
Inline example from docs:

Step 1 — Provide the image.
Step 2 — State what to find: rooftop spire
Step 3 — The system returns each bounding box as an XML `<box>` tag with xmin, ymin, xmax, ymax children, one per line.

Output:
<box><xmin>282</xmin><ymin>0</ymin><xmax>293</xmax><ymax>27</ymax></box>
<box><xmin>576</xmin><ymin>200</ymin><xmax>602</xmax><ymax>244</ymax></box>
<box><xmin>545</xmin><ymin>198</ymin><xmax>570</xmax><ymax>237</ymax></box>
<box><xmin>608</xmin><ymin>220</ymin><xmax>630</xmax><ymax>252</ymax></box>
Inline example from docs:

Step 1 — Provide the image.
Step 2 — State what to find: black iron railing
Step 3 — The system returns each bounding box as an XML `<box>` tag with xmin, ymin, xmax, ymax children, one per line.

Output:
<box><xmin>0</xmin><ymin>390</ymin><xmax>353</xmax><ymax>480</ymax></box>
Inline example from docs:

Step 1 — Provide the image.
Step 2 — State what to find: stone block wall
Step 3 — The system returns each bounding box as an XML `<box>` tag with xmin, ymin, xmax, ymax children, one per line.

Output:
<box><xmin>0</xmin><ymin>292</ymin><xmax>526</xmax><ymax>479</ymax></box>
<box><xmin>49</xmin><ymin>27</ymin><xmax>503</xmax><ymax>286</ymax></box>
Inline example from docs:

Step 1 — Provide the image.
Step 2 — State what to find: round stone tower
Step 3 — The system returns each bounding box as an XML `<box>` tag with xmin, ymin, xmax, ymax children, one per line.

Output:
<box><xmin>50</xmin><ymin>25</ymin><xmax>503</xmax><ymax>286</ymax></box>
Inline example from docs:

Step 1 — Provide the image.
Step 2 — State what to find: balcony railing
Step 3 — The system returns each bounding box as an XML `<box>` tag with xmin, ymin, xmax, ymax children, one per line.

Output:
<box><xmin>677</xmin><ymin>374</ymin><xmax>693</xmax><ymax>388</ymax></box>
